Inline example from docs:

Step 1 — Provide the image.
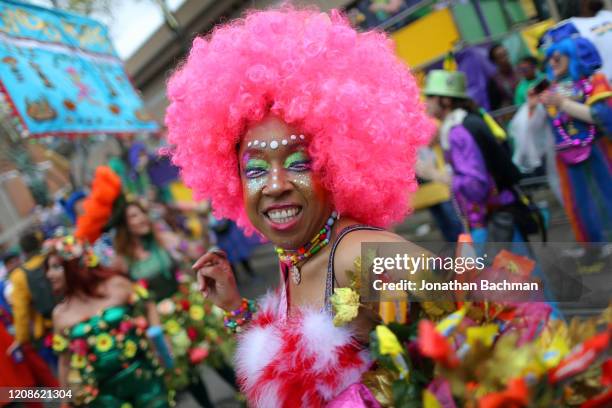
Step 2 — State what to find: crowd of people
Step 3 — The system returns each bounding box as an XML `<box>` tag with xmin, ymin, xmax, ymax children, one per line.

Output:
<box><xmin>0</xmin><ymin>4</ymin><xmax>611</xmax><ymax>408</ymax></box>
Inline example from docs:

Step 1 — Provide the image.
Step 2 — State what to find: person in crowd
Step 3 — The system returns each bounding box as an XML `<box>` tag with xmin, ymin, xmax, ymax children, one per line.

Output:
<box><xmin>6</xmin><ymin>230</ymin><xmax>58</xmax><ymax>385</ymax></box>
<box><xmin>488</xmin><ymin>43</ymin><xmax>520</xmax><ymax>110</ymax></box>
<box><xmin>424</xmin><ymin>70</ymin><xmax>528</xmax><ymax>243</ymax></box>
<box><xmin>46</xmin><ymin>234</ymin><xmax>170</xmax><ymax>407</ymax></box>
<box><xmin>532</xmin><ymin>34</ymin><xmax>612</xmax><ymax>242</ymax></box>
<box><xmin>110</xmin><ymin>200</ymin><xmax>236</xmax><ymax>407</ymax></box>
<box><xmin>164</xmin><ymin>7</ymin><xmax>442</xmax><ymax>407</ymax></box>
<box><xmin>514</xmin><ymin>56</ymin><xmax>545</xmax><ymax>106</ymax></box>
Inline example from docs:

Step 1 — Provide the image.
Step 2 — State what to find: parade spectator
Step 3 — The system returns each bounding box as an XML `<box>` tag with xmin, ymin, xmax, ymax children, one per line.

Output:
<box><xmin>532</xmin><ymin>34</ymin><xmax>612</xmax><ymax>242</ymax></box>
<box><xmin>6</xmin><ymin>229</ymin><xmax>58</xmax><ymax>386</ymax></box>
<box><xmin>423</xmin><ymin>70</ymin><xmax>541</xmax><ymax>243</ymax></box>
<box><xmin>488</xmin><ymin>44</ymin><xmax>520</xmax><ymax>110</ymax></box>
<box><xmin>45</xmin><ymin>234</ymin><xmax>170</xmax><ymax>407</ymax></box>
<box><xmin>514</xmin><ymin>56</ymin><xmax>545</xmax><ymax>106</ymax></box>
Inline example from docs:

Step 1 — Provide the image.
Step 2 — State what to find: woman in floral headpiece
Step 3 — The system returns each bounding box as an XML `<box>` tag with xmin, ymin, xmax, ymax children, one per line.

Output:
<box><xmin>165</xmin><ymin>6</ymin><xmax>434</xmax><ymax>407</ymax></box>
<box><xmin>534</xmin><ymin>32</ymin><xmax>612</xmax><ymax>242</ymax></box>
<box><xmin>45</xmin><ymin>235</ymin><xmax>170</xmax><ymax>407</ymax></box>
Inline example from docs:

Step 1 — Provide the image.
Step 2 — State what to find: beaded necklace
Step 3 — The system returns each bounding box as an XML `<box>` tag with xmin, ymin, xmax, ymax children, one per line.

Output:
<box><xmin>553</xmin><ymin>78</ymin><xmax>596</xmax><ymax>150</ymax></box>
<box><xmin>275</xmin><ymin>211</ymin><xmax>339</xmax><ymax>285</ymax></box>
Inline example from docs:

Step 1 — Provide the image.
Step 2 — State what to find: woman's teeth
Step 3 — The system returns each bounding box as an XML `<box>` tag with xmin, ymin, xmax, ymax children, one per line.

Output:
<box><xmin>267</xmin><ymin>207</ymin><xmax>300</xmax><ymax>223</ymax></box>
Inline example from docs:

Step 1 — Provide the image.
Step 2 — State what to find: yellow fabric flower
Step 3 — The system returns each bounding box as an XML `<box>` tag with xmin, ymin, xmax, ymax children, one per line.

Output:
<box><xmin>133</xmin><ymin>283</ymin><xmax>149</xmax><ymax>300</ymax></box>
<box><xmin>164</xmin><ymin>319</ymin><xmax>181</xmax><ymax>335</ymax></box>
<box><xmin>52</xmin><ymin>334</ymin><xmax>68</xmax><ymax>352</ymax></box>
<box><xmin>423</xmin><ymin>389</ymin><xmax>443</xmax><ymax>408</ymax></box>
<box><xmin>95</xmin><ymin>333</ymin><xmax>114</xmax><ymax>353</ymax></box>
<box><xmin>376</xmin><ymin>325</ymin><xmax>403</xmax><ymax>357</ymax></box>
<box><xmin>330</xmin><ymin>287</ymin><xmax>360</xmax><ymax>327</ymax></box>
<box><xmin>123</xmin><ymin>339</ymin><xmax>138</xmax><ymax>359</ymax></box>
<box><xmin>189</xmin><ymin>305</ymin><xmax>205</xmax><ymax>321</ymax></box>
<box><xmin>466</xmin><ymin>324</ymin><xmax>499</xmax><ymax>347</ymax></box>
<box><xmin>70</xmin><ymin>353</ymin><xmax>87</xmax><ymax>369</ymax></box>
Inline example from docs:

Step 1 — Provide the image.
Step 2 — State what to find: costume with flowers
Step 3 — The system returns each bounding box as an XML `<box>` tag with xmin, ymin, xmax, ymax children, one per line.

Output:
<box><xmin>51</xmin><ymin>284</ymin><xmax>170</xmax><ymax>407</ymax></box>
<box><xmin>538</xmin><ymin>28</ymin><xmax>612</xmax><ymax>242</ymax></box>
<box><xmin>74</xmin><ymin>166</ymin><xmax>234</xmax><ymax>393</ymax></box>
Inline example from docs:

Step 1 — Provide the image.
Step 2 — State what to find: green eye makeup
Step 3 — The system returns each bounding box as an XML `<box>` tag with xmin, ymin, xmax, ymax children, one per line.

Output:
<box><xmin>244</xmin><ymin>158</ymin><xmax>270</xmax><ymax>178</ymax></box>
<box><xmin>284</xmin><ymin>151</ymin><xmax>311</xmax><ymax>170</ymax></box>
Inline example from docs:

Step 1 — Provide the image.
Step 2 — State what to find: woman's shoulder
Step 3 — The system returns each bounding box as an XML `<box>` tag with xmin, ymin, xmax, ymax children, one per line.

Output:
<box><xmin>52</xmin><ymin>301</ymin><xmax>78</xmax><ymax>334</ymax></box>
<box><xmin>332</xmin><ymin>221</ymin><xmax>424</xmax><ymax>287</ymax></box>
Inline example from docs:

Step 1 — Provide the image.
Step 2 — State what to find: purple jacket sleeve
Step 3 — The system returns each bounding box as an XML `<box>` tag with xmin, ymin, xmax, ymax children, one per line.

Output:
<box><xmin>448</xmin><ymin>125</ymin><xmax>491</xmax><ymax>204</ymax></box>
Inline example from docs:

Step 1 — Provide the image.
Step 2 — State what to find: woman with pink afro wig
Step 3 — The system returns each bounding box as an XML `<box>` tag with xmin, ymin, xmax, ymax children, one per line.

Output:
<box><xmin>166</xmin><ymin>6</ymin><xmax>433</xmax><ymax>408</ymax></box>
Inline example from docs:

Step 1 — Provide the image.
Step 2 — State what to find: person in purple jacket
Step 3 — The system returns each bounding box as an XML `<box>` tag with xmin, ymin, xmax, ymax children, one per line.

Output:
<box><xmin>423</xmin><ymin>70</ymin><xmax>528</xmax><ymax>244</ymax></box>
<box><xmin>423</xmin><ymin>70</ymin><xmax>562</xmax><ymax>314</ymax></box>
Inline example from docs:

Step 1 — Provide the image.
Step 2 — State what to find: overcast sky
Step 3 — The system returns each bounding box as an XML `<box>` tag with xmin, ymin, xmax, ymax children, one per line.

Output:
<box><xmin>27</xmin><ymin>0</ymin><xmax>186</xmax><ymax>60</ymax></box>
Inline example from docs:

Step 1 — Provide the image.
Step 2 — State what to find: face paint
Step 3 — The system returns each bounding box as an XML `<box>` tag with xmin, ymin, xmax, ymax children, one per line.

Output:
<box><xmin>238</xmin><ymin>115</ymin><xmax>333</xmax><ymax>249</ymax></box>
<box><xmin>244</xmin><ymin>157</ymin><xmax>270</xmax><ymax>179</ymax></box>
<box><xmin>283</xmin><ymin>151</ymin><xmax>311</xmax><ymax>171</ymax></box>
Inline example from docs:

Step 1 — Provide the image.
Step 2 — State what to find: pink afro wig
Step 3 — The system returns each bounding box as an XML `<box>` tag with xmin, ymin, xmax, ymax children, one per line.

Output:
<box><xmin>165</xmin><ymin>6</ymin><xmax>434</xmax><ymax>235</ymax></box>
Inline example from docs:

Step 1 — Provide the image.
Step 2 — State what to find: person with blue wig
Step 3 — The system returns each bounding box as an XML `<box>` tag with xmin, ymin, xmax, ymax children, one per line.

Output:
<box><xmin>534</xmin><ymin>34</ymin><xmax>612</xmax><ymax>242</ymax></box>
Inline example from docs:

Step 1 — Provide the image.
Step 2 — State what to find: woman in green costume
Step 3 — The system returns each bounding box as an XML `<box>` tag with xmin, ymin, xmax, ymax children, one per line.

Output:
<box><xmin>113</xmin><ymin>201</ymin><xmax>237</xmax><ymax>408</ymax></box>
<box><xmin>46</xmin><ymin>235</ymin><xmax>170</xmax><ymax>407</ymax></box>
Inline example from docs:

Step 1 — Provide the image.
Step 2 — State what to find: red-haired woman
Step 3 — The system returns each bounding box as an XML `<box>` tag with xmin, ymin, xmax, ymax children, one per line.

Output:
<box><xmin>46</xmin><ymin>235</ymin><xmax>170</xmax><ymax>407</ymax></box>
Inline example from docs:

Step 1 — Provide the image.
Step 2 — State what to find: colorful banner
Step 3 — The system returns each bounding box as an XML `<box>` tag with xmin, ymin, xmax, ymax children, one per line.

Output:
<box><xmin>0</xmin><ymin>0</ymin><xmax>158</xmax><ymax>138</ymax></box>
<box><xmin>392</xmin><ymin>7</ymin><xmax>460</xmax><ymax>68</ymax></box>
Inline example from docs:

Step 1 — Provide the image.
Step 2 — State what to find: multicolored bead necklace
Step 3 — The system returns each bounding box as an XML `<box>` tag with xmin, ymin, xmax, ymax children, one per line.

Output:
<box><xmin>553</xmin><ymin>78</ymin><xmax>596</xmax><ymax>150</ymax></box>
<box><xmin>275</xmin><ymin>211</ymin><xmax>339</xmax><ymax>285</ymax></box>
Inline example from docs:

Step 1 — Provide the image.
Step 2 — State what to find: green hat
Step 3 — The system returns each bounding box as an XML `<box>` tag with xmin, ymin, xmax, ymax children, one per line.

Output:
<box><xmin>423</xmin><ymin>70</ymin><xmax>468</xmax><ymax>99</ymax></box>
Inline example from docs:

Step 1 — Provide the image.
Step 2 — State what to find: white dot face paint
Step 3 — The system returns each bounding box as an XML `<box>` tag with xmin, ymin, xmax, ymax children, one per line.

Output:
<box><xmin>253</xmin><ymin>140</ymin><xmax>259</xmax><ymax>146</ymax></box>
<box><xmin>299</xmin><ymin>134</ymin><xmax>305</xmax><ymax>140</ymax></box>
<box><xmin>247</xmin><ymin>141</ymin><xmax>252</xmax><ymax>147</ymax></box>
<box><xmin>261</xmin><ymin>142</ymin><xmax>267</xmax><ymax>148</ymax></box>
<box><xmin>290</xmin><ymin>135</ymin><xmax>297</xmax><ymax>141</ymax></box>
<box><xmin>270</xmin><ymin>140</ymin><xmax>279</xmax><ymax>150</ymax></box>
<box><xmin>282</xmin><ymin>140</ymin><xmax>288</xmax><ymax>146</ymax></box>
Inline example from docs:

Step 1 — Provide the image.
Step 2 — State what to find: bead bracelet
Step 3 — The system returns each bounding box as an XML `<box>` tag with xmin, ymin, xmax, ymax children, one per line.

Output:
<box><xmin>223</xmin><ymin>298</ymin><xmax>257</xmax><ymax>333</ymax></box>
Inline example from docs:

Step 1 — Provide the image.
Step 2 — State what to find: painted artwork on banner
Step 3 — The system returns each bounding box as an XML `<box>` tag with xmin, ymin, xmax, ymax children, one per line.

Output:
<box><xmin>0</xmin><ymin>0</ymin><xmax>158</xmax><ymax>137</ymax></box>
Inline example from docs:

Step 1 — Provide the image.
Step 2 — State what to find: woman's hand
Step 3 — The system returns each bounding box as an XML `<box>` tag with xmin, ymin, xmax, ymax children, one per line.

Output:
<box><xmin>192</xmin><ymin>248</ymin><xmax>242</xmax><ymax>311</ymax></box>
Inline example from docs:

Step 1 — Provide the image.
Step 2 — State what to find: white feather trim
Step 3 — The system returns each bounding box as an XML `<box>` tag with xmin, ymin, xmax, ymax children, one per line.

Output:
<box><xmin>235</xmin><ymin>324</ymin><xmax>282</xmax><ymax>390</ymax></box>
<box><xmin>299</xmin><ymin>309</ymin><xmax>355</xmax><ymax>373</ymax></box>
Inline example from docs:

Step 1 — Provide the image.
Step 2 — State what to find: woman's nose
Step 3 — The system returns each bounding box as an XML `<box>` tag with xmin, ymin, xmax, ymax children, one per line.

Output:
<box><xmin>263</xmin><ymin>167</ymin><xmax>292</xmax><ymax>196</ymax></box>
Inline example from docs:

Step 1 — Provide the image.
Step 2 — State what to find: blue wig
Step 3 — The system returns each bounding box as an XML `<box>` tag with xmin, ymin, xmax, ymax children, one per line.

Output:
<box><xmin>545</xmin><ymin>37</ymin><xmax>602</xmax><ymax>82</ymax></box>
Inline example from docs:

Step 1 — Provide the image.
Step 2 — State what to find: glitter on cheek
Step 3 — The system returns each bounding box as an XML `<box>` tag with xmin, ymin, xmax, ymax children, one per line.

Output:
<box><xmin>245</xmin><ymin>176</ymin><xmax>267</xmax><ymax>195</ymax></box>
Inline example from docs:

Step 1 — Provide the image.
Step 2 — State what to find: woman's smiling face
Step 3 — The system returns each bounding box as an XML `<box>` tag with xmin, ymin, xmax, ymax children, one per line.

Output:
<box><xmin>238</xmin><ymin>115</ymin><xmax>333</xmax><ymax>249</ymax></box>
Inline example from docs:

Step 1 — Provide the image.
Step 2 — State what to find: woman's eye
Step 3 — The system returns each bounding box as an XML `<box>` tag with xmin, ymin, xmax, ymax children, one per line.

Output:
<box><xmin>287</xmin><ymin>160</ymin><xmax>311</xmax><ymax>172</ymax></box>
<box><xmin>245</xmin><ymin>168</ymin><xmax>267</xmax><ymax>178</ymax></box>
<box><xmin>244</xmin><ymin>159</ymin><xmax>269</xmax><ymax>178</ymax></box>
